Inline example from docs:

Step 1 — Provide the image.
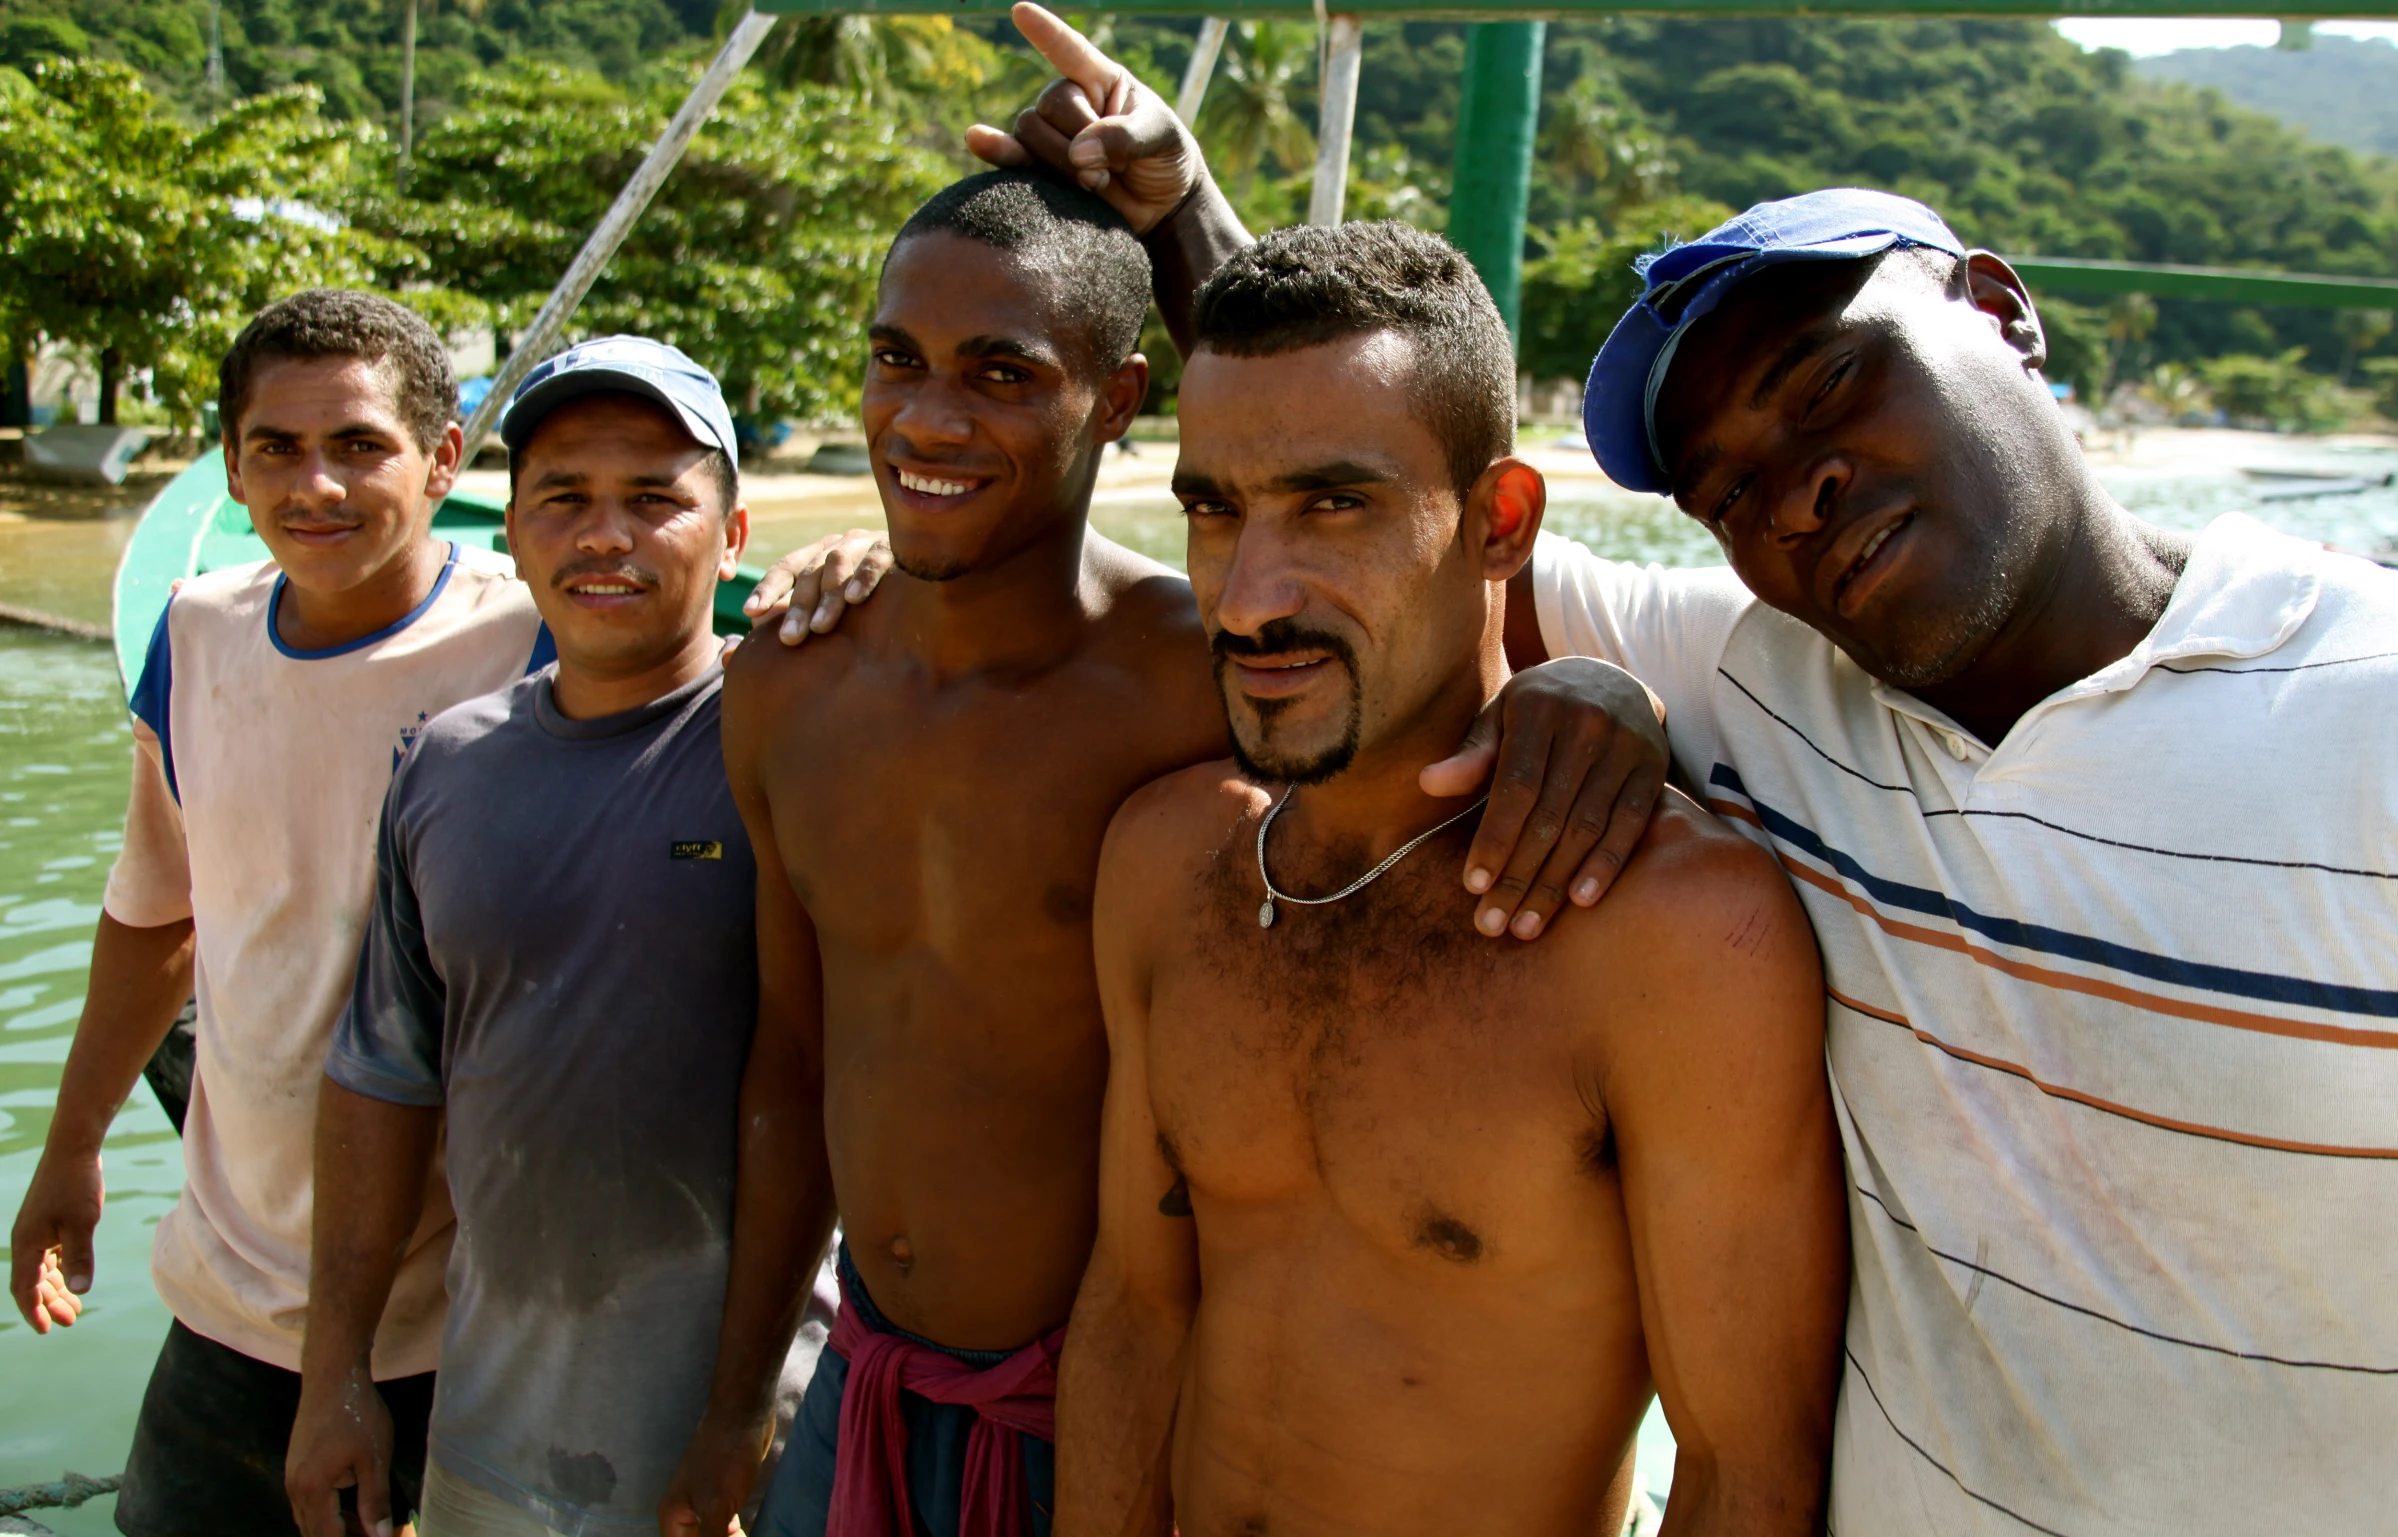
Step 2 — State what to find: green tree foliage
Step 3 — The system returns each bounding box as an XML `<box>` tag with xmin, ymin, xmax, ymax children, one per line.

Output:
<box><xmin>1200</xmin><ymin>21</ymin><xmax>1318</xmax><ymax>216</ymax></box>
<box><xmin>21</xmin><ymin>1</ymin><xmax>2398</xmax><ymax>416</ymax></box>
<box><xmin>1109</xmin><ymin>15</ymin><xmax>2398</xmax><ymax>394</ymax></box>
<box><xmin>1531</xmin><ymin>18</ymin><xmax>2398</xmax><ymax>382</ymax></box>
<box><xmin>725</xmin><ymin>2</ymin><xmax>1009</xmax><ymax>136</ymax></box>
<box><xmin>1517</xmin><ymin>193</ymin><xmax>1734</xmax><ymax>383</ymax></box>
<box><xmin>2196</xmin><ymin>347</ymin><xmax>2353</xmax><ymax>430</ymax></box>
<box><xmin>0</xmin><ymin>57</ymin><xmax>429</xmax><ymax>425</ymax></box>
<box><xmin>0</xmin><ymin>0</ymin><xmax>719</xmax><ymax>123</ymax></box>
<box><xmin>348</xmin><ymin>61</ymin><xmax>947</xmax><ymax>422</ymax></box>
<box><xmin>2138</xmin><ymin>34</ymin><xmax>2398</xmax><ymax>160</ymax></box>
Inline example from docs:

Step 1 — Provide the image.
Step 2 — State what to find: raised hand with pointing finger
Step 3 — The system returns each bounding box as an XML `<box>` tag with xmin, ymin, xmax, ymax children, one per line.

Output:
<box><xmin>969</xmin><ymin>2</ymin><xmax>1254</xmax><ymax>353</ymax></box>
<box><xmin>965</xmin><ymin>3</ymin><xmax>1205</xmax><ymax>233</ymax></box>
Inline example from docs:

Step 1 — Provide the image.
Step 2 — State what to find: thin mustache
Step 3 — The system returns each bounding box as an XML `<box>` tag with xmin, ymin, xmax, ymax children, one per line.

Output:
<box><xmin>1211</xmin><ymin>623</ymin><xmax>1352</xmax><ymax>664</ymax></box>
<box><xmin>551</xmin><ymin>563</ymin><xmax>658</xmax><ymax>590</ymax></box>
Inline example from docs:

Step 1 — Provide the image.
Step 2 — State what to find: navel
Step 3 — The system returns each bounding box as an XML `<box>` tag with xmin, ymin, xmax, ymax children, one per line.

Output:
<box><xmin>889</xmin><ymin>1234</ymin><xmax>914</xmax><ymax>1275</ymax></box>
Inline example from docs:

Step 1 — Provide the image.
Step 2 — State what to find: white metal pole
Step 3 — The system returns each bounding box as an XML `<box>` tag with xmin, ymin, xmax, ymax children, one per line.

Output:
<box><xmin>1308</xmin><ymin>14</ymin><xmax>1364</xmax><ymax>227</ymax></box>
<box><xmin>398</xmin><ymin>0</ymin><xmax>418</xmax><ymax>189</ymax></box>
<box><xmin>1176</xmin><ymin>18</ymin><xmax>1231</xmax><ymax>125</ymax></box>
<box><xmin>457</xmin><ymin>7</ymin><xmax>779</xmax><ymax>455</ymax></box>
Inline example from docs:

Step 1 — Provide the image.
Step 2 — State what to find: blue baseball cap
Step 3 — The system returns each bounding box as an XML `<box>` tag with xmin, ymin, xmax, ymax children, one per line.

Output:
<box><xmin>1582</xmin><ymin>189</ymin><xmax>1965</xmax><ymax>495</ymax></box>
<box><xmin>500</xmin><ymin>335</ymin><xmax>740</xmax><ymax>474</ymax></box>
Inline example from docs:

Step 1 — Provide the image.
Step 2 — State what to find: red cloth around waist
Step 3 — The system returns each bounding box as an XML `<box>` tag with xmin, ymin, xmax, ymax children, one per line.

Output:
<box><xmin>825</xmin><ymin>1269</ymin><xmax>1066</xmax><ymax>1537</ymax></box>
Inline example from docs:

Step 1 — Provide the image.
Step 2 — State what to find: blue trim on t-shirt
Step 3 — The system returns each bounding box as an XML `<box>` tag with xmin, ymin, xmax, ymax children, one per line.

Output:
<box><xmin>266</xmin><ymin>542</ymin><xmax>461</xmax><ymax>660</ymax></box>
<box><xmin>524</xmin><ymin>621</ymin><xmax>556</xmax><ymax>675</ymax></box>
<box><xmin>128</xmin><ymin>598</ymin><xmax>178</xmax><ymax>805</ymax></box>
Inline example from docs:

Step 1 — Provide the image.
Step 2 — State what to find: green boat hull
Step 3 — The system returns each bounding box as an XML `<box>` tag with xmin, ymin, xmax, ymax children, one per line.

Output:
<box><xmin>112</xmin><ymin>455</ymin><xmax>766</xmax><ymax>695</ymax></box>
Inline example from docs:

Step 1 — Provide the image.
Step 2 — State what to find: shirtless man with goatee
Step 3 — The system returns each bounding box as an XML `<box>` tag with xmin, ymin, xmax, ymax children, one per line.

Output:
<box><xmin>662</xmin><ymin>163</ymin><xmax>1678</xmax><ymax>1537</ymax></box>
<box><xmin>1058</xmin><ymin>223</ymin><xmax>1847</xmax><ymax>1537</ymax></box>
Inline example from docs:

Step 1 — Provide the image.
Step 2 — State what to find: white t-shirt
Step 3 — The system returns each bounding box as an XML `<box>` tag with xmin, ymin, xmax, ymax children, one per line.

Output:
<box><xmin>104</xmin><ymin>543</ymin><xmax>544</xmax><ymax>1375</ymax></box>
<box><xmin>1533</xmin><ymin>514</ymin><xmax>2398</xmax><ymax>1536</ymax></box>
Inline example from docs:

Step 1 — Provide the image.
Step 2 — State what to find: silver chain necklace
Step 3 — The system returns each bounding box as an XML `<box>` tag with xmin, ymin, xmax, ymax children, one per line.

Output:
<box><xmin>1254</xmin><ymin>786</ymin><xmax>1489</xmax><ymax>929</ymax></box>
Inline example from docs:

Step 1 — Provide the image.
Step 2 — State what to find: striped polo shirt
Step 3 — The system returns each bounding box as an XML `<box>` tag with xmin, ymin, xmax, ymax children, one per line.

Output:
<box><xmin>1533</xmin><ymin>512</ymin><xmax>2398</xmax><ymax>1536</ymax></box>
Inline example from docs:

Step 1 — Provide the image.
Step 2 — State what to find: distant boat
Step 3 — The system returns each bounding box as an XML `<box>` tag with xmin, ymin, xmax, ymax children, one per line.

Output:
<box><xmin>2239</xmin><ymin>466</ymin><xmax>2397</xmax><ymax>503</ymax></box>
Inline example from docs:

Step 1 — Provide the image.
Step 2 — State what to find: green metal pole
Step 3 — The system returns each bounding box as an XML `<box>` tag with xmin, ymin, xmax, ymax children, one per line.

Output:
<box><xmin>1446</xmin><ymin>20</ymin><xmax>1544</xmax><ymax>346</ymax></box>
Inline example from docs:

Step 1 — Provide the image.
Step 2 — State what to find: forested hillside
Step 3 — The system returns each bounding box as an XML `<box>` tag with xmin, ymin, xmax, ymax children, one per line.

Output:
<box><xmin>6</xmin><ymin>0</ymin><xmax>2398</xmax><ymax>420</ymax></box>
<box><xmin>0</xmin><ymin>0</ymin><xmax>717</xmax><ymax>118</ymax></box>
<box><xmin>2139</xmin><ymin>34</ymin><xmax>2398</xmax><ymax>160</ymax></box>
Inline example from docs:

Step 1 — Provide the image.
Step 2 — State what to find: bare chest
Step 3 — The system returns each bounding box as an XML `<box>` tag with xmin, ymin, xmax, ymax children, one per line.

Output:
<box><xmin>769</xmin><ymin>664</ymin><xmax>1202</xmax><ymax>979</ymax></box>
<box><xmin>1148</xmin><ymin>854</ymin><xmax>1621</xmax><ymax>1272</ymax></box>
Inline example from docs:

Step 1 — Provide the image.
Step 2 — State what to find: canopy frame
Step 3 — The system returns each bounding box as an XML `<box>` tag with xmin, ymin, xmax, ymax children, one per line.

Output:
<box><xmin>471</xmin><ymin>0</ymin><xmax>2398</xmax><ymax>434</ymax></box>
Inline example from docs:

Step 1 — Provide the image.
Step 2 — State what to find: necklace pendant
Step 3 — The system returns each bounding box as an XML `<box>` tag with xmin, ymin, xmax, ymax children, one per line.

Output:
<box><xmin>1258</xmin><ymin>897</ymin><xmax>1277</xmax><ymax>929</ymax></box>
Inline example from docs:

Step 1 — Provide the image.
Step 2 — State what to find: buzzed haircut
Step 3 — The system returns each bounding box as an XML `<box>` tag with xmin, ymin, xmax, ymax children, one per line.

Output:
<box><xmin>219</xmin><ymin>289</ymin><xmax>457</xmax><ymax>452</ymax></box>
<box><xmin>889</xmin><ymin>170</ymin><xmax>1152</xmax><ymax>373</ymax></box>
<box><xmin>1190</xmin><ymin>223</ymin><xmax>1516</xmax><ymax>497</ymax></box>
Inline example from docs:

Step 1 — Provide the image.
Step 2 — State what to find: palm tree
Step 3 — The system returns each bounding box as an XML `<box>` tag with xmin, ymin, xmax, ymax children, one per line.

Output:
<box><xmin>1198</xmin><ymin>21</ymin><xmax>1317</xmax><ymax>202</ymax></box>
<box><xmin>724</xmin><ymin>0</ymin><xmax>939</xmax><ymax>107</ymax></box>
<box><xmin>1540</xmin><ymin>73</ymin><xmax>1672</xmax><ymax>219</ymax></box>
<box><xmin>2100</xmin><ymin>291</ymin><xmax>2156</xmax><ymax>401</ymax></box>
<box><xmin>2335</xmin><ymin>307</ymin><xmax>2393</xmax><ymax>386</ymax></box>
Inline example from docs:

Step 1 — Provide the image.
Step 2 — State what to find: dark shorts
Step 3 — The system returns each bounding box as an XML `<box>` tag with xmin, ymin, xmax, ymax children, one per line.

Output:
<box><xmin>115</xmin><ymin>1318</ymin><xmax>434</xmax><ymax>1537</ymax></box>
<box><xmin>754</xmin><ymin>1250</ymin><xmax>1054</xmax><ymax>1537</ymax></box>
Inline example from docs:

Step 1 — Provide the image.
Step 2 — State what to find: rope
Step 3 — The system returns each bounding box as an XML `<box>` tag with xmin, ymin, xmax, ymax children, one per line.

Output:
<box><xmin>0</xmin><ymin>603</ymin><xmax>109</xmax><ymax>643</ymax></box>
<box><xmin>0</xmin><ymin>1472</ymin><xmax>121</xmax><ymax>1517</ymax></box>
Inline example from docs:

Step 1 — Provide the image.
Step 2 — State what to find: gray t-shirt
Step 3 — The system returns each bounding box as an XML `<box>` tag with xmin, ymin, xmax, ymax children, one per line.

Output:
<box><xmin>329</xmin><ymin>665</ymin><xmax>756</xmax><ymax>1535</ymax></box>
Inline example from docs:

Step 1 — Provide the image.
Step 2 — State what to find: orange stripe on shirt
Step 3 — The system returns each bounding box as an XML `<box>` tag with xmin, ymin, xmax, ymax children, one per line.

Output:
<box><xmin>1708</xmin><ymin>797</ymin><xmax>2398</xmax><ymax>1052</ymax></box>
<box><xmin>1824</xmin><ymin>987</ymin><xmax>2398</xmax><ymax>1160</ymax></box>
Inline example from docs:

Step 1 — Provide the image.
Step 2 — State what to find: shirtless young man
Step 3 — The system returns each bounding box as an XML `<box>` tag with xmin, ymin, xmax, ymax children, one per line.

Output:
<box><xmin>663</xmin><ymin>172</ymin><xmax>1671</xmax><ymax>1537</ymax></box>
<box><xmin>1059</xmin><ymin>225</ymin><xmax>1846</xmax><ymax>1537</ymax></box>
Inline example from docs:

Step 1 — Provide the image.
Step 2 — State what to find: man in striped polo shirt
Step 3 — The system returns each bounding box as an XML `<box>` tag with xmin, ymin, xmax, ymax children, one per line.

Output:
<box><xmin>934</xmin><ymin>33</ymin><xmax>2398</xmax><ymax>1530</ymax></box>
<box><xmin>1534</xmin><ymin>186</ymin><xmax>2398</xmax><ymax>1534</ymax></box>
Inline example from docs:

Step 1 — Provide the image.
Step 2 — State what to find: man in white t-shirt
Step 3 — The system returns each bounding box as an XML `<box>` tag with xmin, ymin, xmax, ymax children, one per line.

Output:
<box><xmin>830</xmin><ymin>23</ymin><xmax>2398</xmax><ymax>1530</ymax></box>
<box><xmin>7</xmin><ymin>290</ymin><xmax>546</xmax><ymax>1535</ymax></box>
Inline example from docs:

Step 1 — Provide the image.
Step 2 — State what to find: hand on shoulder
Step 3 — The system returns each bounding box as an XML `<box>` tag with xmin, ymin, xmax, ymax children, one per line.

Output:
<box><xmin>1557</xmin><ymin>788</ymin><xmax>1821</xmax><ymax>1006</ymax></box>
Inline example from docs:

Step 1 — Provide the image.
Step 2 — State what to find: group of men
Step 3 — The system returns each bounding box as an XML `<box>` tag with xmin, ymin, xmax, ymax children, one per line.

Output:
<box><xmin>13</xmin><ymin>4</ymin><xmax>2398</xmax><ymax>1534</ymax></box>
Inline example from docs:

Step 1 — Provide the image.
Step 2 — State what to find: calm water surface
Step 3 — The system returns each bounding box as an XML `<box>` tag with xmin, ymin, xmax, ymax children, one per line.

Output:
<box><xmin>5</xmin><ymin>450</ymin><xmax>2398</xmax><ymax>1526</ymax></box>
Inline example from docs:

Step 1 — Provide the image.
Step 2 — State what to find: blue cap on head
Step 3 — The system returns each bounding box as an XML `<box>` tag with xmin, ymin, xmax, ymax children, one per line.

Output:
<box><xmin>501</xmin><ymin>335</ymin><xmax>741</xmax><ymax>474</ymax></box>
<box><xmin>1582</xmin><ymin>189</ymin><xmax>1964</xmax><ymax>495</ymax></box>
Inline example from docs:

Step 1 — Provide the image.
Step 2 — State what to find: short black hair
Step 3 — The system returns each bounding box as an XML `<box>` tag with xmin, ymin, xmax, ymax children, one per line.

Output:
<box><xmin>507</xmin><ymin>391</ymin><xmax>739</xmax><ymax>514</ymax></box>
<box><xmin>888</xmin><ymin>170</ymin><xmax>1151</xmax><ymax>373</ymax></box>
<box><xmin>1190</xmin><ymin>223</ymin><xmax>1516</xmax><ymax>497</ymax></box>
<box><xmin>220</xmin><ymin>289</ymin><xmax>456</xmax><ymax>451</ymax></box>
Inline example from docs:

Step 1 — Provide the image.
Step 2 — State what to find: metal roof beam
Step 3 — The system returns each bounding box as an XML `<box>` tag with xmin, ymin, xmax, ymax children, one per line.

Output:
<box><xmin>758</xmin><ymin>0</ymin><xmax>2398</xmax><ymax>17</ymax></box>
<box><xmin>2008</xmin><ymin>257</ymin><xmax>2398</xmax><ymax>309</ymax></box>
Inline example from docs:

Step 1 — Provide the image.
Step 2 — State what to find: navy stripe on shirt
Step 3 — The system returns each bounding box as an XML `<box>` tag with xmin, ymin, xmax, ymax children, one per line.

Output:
<box><xmin>129</xmin><ymin>599</ymin><xmax>176</xmax><ymax>804</ymax></box>
<box><xmin>1710</xmin><ymin>763</ymin><xmax>2398</xmax><ymax>1020</ymax></box>
<box><xmin>265</xmin><ymin>543</ymin><xmax>460</xmax><ymax>661</ymax></box>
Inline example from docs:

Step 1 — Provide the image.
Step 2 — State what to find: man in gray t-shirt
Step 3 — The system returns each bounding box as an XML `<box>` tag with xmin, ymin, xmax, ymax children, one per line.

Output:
<box><xmin>289</xmin><ymin>338</ymin><xmax>762</xmax><ymax>1537</ymax></box>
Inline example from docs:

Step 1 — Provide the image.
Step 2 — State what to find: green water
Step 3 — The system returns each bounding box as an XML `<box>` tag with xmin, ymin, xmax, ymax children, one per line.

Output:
<box><xmin>6</xmin><ymin>461</ymin><xmax>2398</xmax><ymax>1528</ymax></box>
<box><xmin>0</xmin><ymin>633</ymin><xmax>166</xmax><ymax>1537</ymax></box>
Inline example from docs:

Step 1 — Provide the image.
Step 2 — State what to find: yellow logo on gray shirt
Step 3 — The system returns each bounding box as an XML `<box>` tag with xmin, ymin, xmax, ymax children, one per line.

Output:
<box><xmin>671</xmin><ymin>841</ymin><xmax>723</xmax><ymax>861</ymax></box>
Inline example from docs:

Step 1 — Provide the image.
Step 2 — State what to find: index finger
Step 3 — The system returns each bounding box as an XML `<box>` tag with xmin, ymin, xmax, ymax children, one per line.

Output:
<box><xmin>1465</xmin><ymin>720</ymin><xmax>1559</xmax><ymax>935</ymax></box>
<box><xmin>1011</xmin><ymin>3</ymin><xmax>1130</xmax><ymax>113</ymax></box>
<box><xmin>10</xmin><ymin>1236</ymin><xmax>52</xmax><ymax>1328</ymax></box>
<box><xmin>742</xmin><ymin>559</ymin><xmax>798</xmax><ymax>618</ymax></box>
